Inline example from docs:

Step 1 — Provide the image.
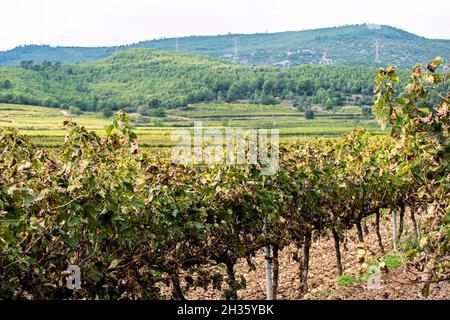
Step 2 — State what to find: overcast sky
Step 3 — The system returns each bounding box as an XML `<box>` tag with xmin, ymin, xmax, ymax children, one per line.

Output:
<box><xmin>1</xmin><ymin>0</ymin><xmax>449</xmax><ymax>51</ymax></box>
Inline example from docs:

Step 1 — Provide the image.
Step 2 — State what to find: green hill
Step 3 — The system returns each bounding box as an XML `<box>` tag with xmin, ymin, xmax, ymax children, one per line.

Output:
<box><xmin>0</xmin><ymin>49</ymin><xmax>387</xmax><ymax>112</ymax></box>
<box><xmin>1</xmin><ymin>24</ymin><xmax>449</xmax><ymax>68</ymax></box>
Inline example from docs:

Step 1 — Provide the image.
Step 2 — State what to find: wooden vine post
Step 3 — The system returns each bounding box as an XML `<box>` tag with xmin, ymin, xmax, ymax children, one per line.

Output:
<box><xmin>263</xmin><ymin>216</ymin><xmax>274</xmax><ymax>300</ymax></box>
<box><xmin>391</xmin><ymin>209</ymin><xmax>397</xmax><ymax>251</ymax></box>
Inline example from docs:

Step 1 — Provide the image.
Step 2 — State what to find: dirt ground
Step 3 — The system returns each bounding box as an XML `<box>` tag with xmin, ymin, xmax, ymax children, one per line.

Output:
<box><xmin>163</xmin><ymin>212</ymin><xmax>450</xmax><ymax>300</ymax></box>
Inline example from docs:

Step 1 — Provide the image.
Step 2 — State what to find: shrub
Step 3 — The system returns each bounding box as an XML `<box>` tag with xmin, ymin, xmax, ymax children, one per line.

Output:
<box><xmin>68</xmin><ymin>106</ymin><xmax>83</xmax><ymax>115</ymax></box>
<box><xmin>304</xmin><ymin>109</ymin><xmax>315</xmax><ymax>120</ymax></box>
<box><xmin>152</xmin><ymin>108</ymin><xmax>167</xmax><ymax>117</ymax></box>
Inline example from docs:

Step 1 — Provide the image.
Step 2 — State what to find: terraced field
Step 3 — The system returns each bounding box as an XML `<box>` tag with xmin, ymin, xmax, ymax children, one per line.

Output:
<box><xmin>0</xmin><ymin>103</ymin><xmax>387</xmax><ymax>148</ymax></box>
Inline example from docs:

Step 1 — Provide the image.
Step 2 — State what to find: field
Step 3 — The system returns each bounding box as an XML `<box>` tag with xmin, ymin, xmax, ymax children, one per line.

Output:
<box><xmin>0</xmin><ymin>103</ymin><xmax>387</xmax><ymax>148</ymax></box>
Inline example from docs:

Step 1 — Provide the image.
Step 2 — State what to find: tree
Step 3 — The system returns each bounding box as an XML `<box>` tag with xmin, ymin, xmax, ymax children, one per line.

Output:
<box><xmin>0</xmin><ymin>79</ymin><xmax>12</xmax><ymax>89</ymax></box>
<box><xmin>259</xmin><ymin>96</ymin><xmax>278</xmax><ymax>105</ymax></box>
<box><xmin>137</xmin><ymin>105</ymin><xmax>151</xmax><ymax>116</ymax></box>
<box><xmin>102</xmin><ymin>108</ymin><xmax>113</xmax><ymax>118</ymax></box>
<box><xmin>20</xmin><ymin>60</ymin><xmax>34</xmax><ymax>69</ymax></box>
<box><xmin>361</xmin><ymin>105</ymin><xmax>372</xmax><ymax>117</ymax></box>
<box><xmin>152</xmin><ymin>108</ymin><xmax>167</xmax><ymax>117</ymax></box>
<box><xmin>68</xmin><ymin>106</ymin><xmax>83</xmax><ymax>115</ymax></box>
<box><xmin>304</xmin><ymin>109</ymin><xmax>315</xmax><ymax>120</ymax></box>
<box><xmin>325</xmin><ymin>97</ymin><xmax>334</xmax><ymax>110</ymax></box>
<box><xmin>149</xmin><ymin>98</ymin><xmax>161</xmax><ymax>108</ymax></box>
<box><xmin>2</xmin><ymin>49</ymin><xmax>385</xmax><ymax>113</ymax></box>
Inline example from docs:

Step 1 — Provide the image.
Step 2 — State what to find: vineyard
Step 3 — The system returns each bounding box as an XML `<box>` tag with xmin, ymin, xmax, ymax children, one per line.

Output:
<box><xmin>0</xmin><ymin>102</ymin><xmax>385</xmax><ymax>149</ymax></box>
<box><xmin>0</xmin><ymin>59</ymin><xmax>448</xmax><ymax>300</ymax></box>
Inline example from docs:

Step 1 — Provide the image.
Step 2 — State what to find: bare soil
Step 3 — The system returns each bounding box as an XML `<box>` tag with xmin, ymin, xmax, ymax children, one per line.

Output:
<box><xmin>162</xmin><ymin>213</ymin><xmax>450</xmax><ymax>300</ymax></box>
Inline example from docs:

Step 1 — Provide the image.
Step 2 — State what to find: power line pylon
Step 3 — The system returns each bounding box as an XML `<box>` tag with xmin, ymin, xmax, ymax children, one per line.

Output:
<box><xmin>233</xmin><ymin>37</ymin><xmax>239</xmax><ymax>62</ymax></box>
<box><xmin>374</xmin><ymin>40</ymin><xmax>381</xmax><ymax>64</ymax></box>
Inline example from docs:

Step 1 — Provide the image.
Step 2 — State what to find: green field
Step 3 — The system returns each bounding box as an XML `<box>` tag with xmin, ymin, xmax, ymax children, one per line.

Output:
<box><xmin>0</xmin><ymin>103</ymin><xmax>388</xmax><ymax>148</ymax></box>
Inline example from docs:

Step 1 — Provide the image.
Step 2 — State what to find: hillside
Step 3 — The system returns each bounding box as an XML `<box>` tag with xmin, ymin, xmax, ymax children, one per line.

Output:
<box><xmin>1</xmin><ymin>24</ymin><xmax>449</xmax><ymax>68</ymax></box>
<box><xmin>0</xmin><ymin>49</ymin><xmax>386</xmax><ymax>112</ymax></box>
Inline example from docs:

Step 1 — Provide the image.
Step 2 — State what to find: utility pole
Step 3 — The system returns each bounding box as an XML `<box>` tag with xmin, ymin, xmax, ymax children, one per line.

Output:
<box><xmin>374</xmin><ymin>40</ymin><xmax>381</xmax><ymax>64</ymax></box>
<box><xmin>233</xmin><ymin>37</ymin><xmax>239</xmax><ymax>62</ymax></box>
<box><xmin>114</xmin><ymin>36</ymin><xmax>119</xmax><ymax>52</ymax></box>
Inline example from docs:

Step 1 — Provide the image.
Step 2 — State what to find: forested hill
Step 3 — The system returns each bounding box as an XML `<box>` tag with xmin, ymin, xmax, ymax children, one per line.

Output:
<box><xmin>0</xmin><ymin>49</ymin><xmax>389</xmax><ymax>112</ymax></box>
<box><xmin>1</xmin><ymin>24</ymin><xmax>449</xmax><ymax>68</ymax></box>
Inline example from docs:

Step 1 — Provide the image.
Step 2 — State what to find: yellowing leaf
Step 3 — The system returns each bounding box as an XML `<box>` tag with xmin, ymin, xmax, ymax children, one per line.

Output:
<box><xmin>108</xmin><ymin>259</ymin><xmax>120</xmax><ymax>270</ymax></box>
<box><xmin>357</xmin><ymin>249</ymin><xmax>366</xmax><ymax>257</ymax></box>
<box><xmin>427</xmin><ymin>56</ymin><xmax>443</xmax><ymax>72</ymax></box>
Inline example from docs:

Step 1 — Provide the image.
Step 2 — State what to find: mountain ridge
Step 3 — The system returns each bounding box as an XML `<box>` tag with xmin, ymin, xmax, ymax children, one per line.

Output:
<box><xmin>1</xmin><ymin>24</ymin><xmax>449</xmax><ymax>68</ymax></box>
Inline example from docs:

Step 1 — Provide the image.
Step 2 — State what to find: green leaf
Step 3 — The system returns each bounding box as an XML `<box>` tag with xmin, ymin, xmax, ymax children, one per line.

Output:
<box><xmin>63</xmin><ymin>236</ymin><xmax>77</xmax><ymax>249</ymax></box>
<box><xmin>105</xmin><ymin>124</ymin><xmax>114</xmax><ymax>137</ymax></box>
<box><xmin>67</xmin><ymin>216</ymin><xmax>81</xmax><ymax>227</ymax></box>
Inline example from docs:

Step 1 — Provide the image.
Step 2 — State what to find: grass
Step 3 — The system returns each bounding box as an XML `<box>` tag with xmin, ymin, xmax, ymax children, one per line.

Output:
<box><xmin>337</xmin><ymin>271</ymin><xmax>375</xmax><ymax>287</ymax></box>
<box><xmin>337</xmin><ymin>274</ymin><xmax>358</xmax><ymax>286</ymax></box>
<box><xmin>384</xmin><ymin>253</ymin><xmax>404</xmax><ymax>271</ymax></box>
<box><xmin>0</xmin><ymin>103</ymin><xmax>62</xmax><ymax>115</ymax></box>
<box><xmin>0</xmin><ymin>102</ymin><xmax>389</xmax><ymax>148</ymax></box>
<box><xmin>336</xmin><ymin>252</ymin><xmax>404</xmax><ymax>287</ymax></box>
<box><xmin>312</xmin><ymin>287</ymin><xmax>334</xmax><ymax>298</ymax></box>
<box><xmin>171</xmin><ymin>103</ymin><xmax>302</xmax><ymax>117</ymax></box>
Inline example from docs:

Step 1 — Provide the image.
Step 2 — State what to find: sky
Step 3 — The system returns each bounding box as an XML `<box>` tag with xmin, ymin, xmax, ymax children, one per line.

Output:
<box><xmin>1</xmin><ymin>0</ymin><xmax>450</xmax><ymax>51</ymax></box>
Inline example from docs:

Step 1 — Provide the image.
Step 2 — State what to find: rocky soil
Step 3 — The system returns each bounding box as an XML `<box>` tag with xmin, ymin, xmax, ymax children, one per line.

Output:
<box><xmin>162</xmin><ymin>212</ymin><xmax>450</xmax><ymax>300</ymax></box>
